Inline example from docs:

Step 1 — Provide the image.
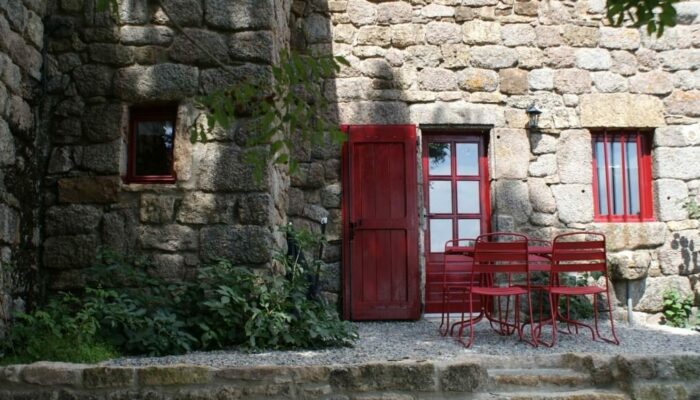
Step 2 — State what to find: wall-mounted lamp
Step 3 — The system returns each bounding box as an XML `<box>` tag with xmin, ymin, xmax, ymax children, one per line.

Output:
<box><xmin>526</xmin><ymin>103</ymin><xmax>542</xmax><ymax>129</ymax></box>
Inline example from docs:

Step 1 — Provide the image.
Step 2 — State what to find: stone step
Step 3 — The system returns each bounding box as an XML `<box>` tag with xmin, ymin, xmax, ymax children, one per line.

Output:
<box><xmin>476</xmin><ymin>389</ymin><xmax>630</xmax><ymax>400</ymax></box>
<box><xmin>488</xmin><ymin>368</ymin><xmax>591</xmax><ymax>389</ymax></box>
<box><xmin>460</xmin><ymin>354</ymin><xmax>567</xmax><ymax>369</ymax></box>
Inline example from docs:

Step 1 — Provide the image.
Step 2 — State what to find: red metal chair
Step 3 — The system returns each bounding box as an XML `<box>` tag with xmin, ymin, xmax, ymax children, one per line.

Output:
<box><xmin>536</xmin><ymin>232</ymin><xmax>619</xmax><ymax>347</ymax></box>
<box><xmin>438</xmin><ymin>239</ymin><xmax>474</xmax><ymax>337</ymax></box>
<box><xmin>456</xmin><ymin>233</ymin><xmax>537</xmax><ymax>348</ymax></box>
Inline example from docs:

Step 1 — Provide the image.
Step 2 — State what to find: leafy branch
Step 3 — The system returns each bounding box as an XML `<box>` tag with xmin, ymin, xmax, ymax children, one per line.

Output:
<box><xmin>606</xmin><ymin>0</ymin><xmax>681</xmax><ymax>36</ymax></box>
<box><xmin>193</xmin><ymin>51</ymin><xmax>349</xmax><ymax>180</ymax></box>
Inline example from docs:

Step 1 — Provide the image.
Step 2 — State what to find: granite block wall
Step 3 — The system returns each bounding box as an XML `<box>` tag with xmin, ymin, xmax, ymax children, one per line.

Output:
<box><xmin>39</xmin><ymin>0</ymin><xmax>295</xmax><ymax>290</ymax></box>
<box><xmin>319</xmin><ymin>0</ymin><xmax>700</xmax><ymax>316</ymax></box>
<box><xmin>0</xmin><ymin>0</ymin><xmax>47</xmax><ymax>316</ymax></box>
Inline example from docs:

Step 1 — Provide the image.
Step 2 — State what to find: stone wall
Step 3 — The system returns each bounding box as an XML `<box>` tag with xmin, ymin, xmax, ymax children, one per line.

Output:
<box><xmin>0</xmin><ymin>0</ymin><xmax>46</xmax><ymax>315</ymax></box>
<box><xmin>40</xmin><ymin>0</ymin><xmax>293</xmax><ymax>290</ymax></box>
<box><xmin>317</xmin><ymin>0</ymin><xmax>700</xmax><ymax>316</ymax></box>
<box><xmin>287</xmin><ymin>1</ymin><xmax>343</xmax><ymax>302</ymax></box>
<box><xmin>0</xmin><ymin>353</ymin><xmax>698</xmax><ymax>399</ymax></box>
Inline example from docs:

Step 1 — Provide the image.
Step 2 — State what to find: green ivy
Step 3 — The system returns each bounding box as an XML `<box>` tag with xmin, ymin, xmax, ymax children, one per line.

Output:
<box><xmin>662</xmin><ymin>289</ymin><xmax>693</xmax><ymax>328</ymax></box>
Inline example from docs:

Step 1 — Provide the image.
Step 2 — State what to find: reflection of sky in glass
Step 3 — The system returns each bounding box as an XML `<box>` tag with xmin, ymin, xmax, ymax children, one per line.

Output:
<box><xmin>135</xmin><ymin>119</ymin><xmax>174</xmax><ymax>176</ymax></box>
<box><xmin>429</xmin><ymin>181</ymin><xmax>452</xmax><ymax>213</ymax></box>
<box><xmin>595</xmin><ymin>138</ymin><xmax>640</xmax><ymax>216</ymax></box>
<box><xmin>458</xmin><ymin>219</ymin><xmax>480</xmax><ymax>239</ymax></box>
<box><xmin>595</xmin><ymin>141</ymin><xmax>608</xmax><ymax>215</ymax></box>
<box><xmin>457</xmin><ymin>181</ymin><xmax>479</xmax><ymax>214</ymax></box>
<box><xmin>428</xmin><ymin>143</ymin><xmax>451</xmax><ymax>175</ymax></box>
<box><xmin>430</xmin><ymin>219</ymin><xmax>452</xmax><ymax>253</ymax></box>
<box><xmin>163</xmin><ymin>121</ymin><xmax>173</xmax><ymax>150</ymax></box>
<box><xmin>456</xmin><ymin>143</ymin><xmax>478</xmax><ymax>175</ymax></box>
<box><xmin>626</xmin><ymin>141</ymin><xmax>639</xmax><ymax>215</ymax></box>
<box><xmin>609</xmin><ymin>141</ymin><xmax>623</xmax><ymax>214</ymax></box>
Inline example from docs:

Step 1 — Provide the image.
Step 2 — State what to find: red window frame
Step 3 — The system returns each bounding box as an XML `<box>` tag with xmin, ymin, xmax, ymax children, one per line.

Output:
<box><xmin>125</xmin><ymin>106</ymin><xmax>177</xmax><ymax>184</ymax></box>
<box><xmin>591</xmin><ymin>129</ymin><xmax>653</xmax><ymax>222</ymax></box>
<box><xmin>421</xmin><ymin>132</ymin><xmax>491</xmax><ymax>254</ymax></box>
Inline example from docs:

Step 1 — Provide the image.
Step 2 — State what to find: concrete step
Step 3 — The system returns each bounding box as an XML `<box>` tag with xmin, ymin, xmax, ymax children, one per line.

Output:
<box><xmin>476</xmin><ymin>389</ymin><xmax>630</xmax><ymax>400</ymax></box>
<box><xmin>488</xmin><ymin>368</ymin><xmax>591</xmax><ymax>390</ymax></box>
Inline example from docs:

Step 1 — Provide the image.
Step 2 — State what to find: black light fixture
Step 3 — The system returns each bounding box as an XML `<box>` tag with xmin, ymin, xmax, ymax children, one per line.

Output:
<box><xmin>526</xmin><ymin>102</ymin><xmax>542</xmax><ymax>129</ymax></box>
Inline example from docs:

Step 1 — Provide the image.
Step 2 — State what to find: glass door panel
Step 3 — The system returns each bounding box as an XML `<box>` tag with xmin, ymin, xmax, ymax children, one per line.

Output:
<box><xmin>429</xmin><ymin>219</ymin><xmax>452</xmax><ymax>253</ymax></box>
<box><xmin>458</xmin><ymin>219</ymin><xmax>481</xmax><ymax>240</ymax></box>
<box><xmin>429</xmin><ymin>181</ymin><xmax>452</xmax><ymax>214</ymax></box>
<box><xmin>457</xmin><ymin>181</ymin><xmax>480</xmax><ymax>214</ymax></box>
<box><xmin>428</xmin><ymin>143</ymin><xmax>451</xmax><ymax>175</ymax></box>
<box><xmin>456</xmin><ymin>143</ymin><xmax>479</xmax><ymax>175</ymax></box>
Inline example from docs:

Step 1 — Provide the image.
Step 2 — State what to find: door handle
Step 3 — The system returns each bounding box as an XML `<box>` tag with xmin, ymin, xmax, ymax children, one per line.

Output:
<box><xmin>349</xmin><ymin>220</ymin><xmax>362</xmax><ymax>241</ymax></box>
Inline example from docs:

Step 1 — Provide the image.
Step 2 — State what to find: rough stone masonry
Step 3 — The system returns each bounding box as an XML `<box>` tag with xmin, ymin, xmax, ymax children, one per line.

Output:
<box><xmin>1</xmin><ymin>0</ymin><xmax>700</xmax><ymax>320</ymax></box>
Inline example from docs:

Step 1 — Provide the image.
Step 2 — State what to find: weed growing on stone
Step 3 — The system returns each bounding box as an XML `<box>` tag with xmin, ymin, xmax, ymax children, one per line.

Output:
<box><xmin>662</xmin><ymin>289</ymin><xmax>694</xmax><ymax>328</ymax></box>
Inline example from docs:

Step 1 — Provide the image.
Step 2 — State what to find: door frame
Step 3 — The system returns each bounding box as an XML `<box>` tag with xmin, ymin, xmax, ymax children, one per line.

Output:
<box><xmin>420</xmin><ymin>129</ymin><xmax>492</xmax><ymax>314</ymax></box>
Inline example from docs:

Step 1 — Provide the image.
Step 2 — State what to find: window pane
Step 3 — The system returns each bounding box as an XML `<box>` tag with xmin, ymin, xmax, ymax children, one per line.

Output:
<box><xmin>135</xmin><ymin>120</ymin><xmax>174</xmax><ymax>176</ymax></box>
<box><xmin>429</xmin><ymin>181</ymin><xmax>452</xmax><ymax>213</ymax></box>
<box><xmin>456</xmin><ymin>143</ymin><xmax>478</xmax><ymax>175</ymax></box>
<box><xmin>595</xmin><ymin>141</ymin><xmax>608</xmax><ymax>215</ymax></box>
<box><xmin>430</xmin><ymin>219</ymin><xmax>452</xmax><ymax>253</ymax></box>
<box><xmin>458</xmin><ymin>219</ymin><xmax>480</xmax><ymax>240</ymax></box>
<box><xmin>457</xmin><ymin>181</ymin><xmax>480</xmax><ymax>214</ymax></box>
<box><xmin>626</xmin><ymin>141</ymin><xmax>640</xmax><ymax>215</ymax></box>
<box><xmin>609</xmin><ymin>140</ymin><xmax>624</xmax><ymax>215</ymax></box>
<box><xmin>428</xmin><ymin>143</ymin><xmax>451</xmax><ymax>175</ymax></box>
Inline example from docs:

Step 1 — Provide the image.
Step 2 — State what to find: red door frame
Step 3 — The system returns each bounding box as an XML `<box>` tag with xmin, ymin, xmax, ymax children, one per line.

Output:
<box><xmin>421</xmin><ymin>130</ymin><xmax>491</xmax><ymax>313</ymax></box>
<box><xmin>341</xmin><ymin>124</ymin><xmax>420</xmax><ymax>320</ymax></box>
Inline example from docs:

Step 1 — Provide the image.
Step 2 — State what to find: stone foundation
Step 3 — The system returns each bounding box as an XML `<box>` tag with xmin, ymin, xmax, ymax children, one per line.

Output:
<box><xmin>0</xmin><ymin>353</ymin><xmax>698</xmax><ymax>399</ymax></box>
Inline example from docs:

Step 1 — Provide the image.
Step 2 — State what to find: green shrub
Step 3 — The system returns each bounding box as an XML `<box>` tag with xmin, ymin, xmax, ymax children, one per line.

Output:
<box><xmin>663</xmin><ymin>289</ymin><xmax>693</xmax><ymax>328</ymax></box>
<box><xmin>1</xmin><ymin>293</ymin><xmax>117</xmax><ymax>364</ymax></box>
<box><xmin>2</xmin><ymin>226</ymin><xmax>356</xmax><ymax>361</ymax></box>
<box><xmin>557</xmin><ymin>272</ymin><xmax>603</xmax><ymax>320</ymax></box>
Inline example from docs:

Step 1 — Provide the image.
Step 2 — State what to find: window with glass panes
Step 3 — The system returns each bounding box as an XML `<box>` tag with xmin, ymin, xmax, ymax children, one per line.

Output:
<box><xmin>592</xmin><ymin>130</ymin><xmax>653</xmax><ymax>222</ymax></box>
<box><xmin>424</xmin><ymin>135</ymin><xmax>489</xmax><ymax>253</ymax></box>
<box><xmin>125</xmin><ymin>106</ymin><xmax>177</xmax><ymax>184</ymax></box>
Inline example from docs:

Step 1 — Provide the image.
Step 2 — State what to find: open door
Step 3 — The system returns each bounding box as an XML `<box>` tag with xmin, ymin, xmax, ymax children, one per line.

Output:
<box><xmin>342</xmin><ymin>125</ymin><xmax>419</xmax><ymax>320</ymax></box>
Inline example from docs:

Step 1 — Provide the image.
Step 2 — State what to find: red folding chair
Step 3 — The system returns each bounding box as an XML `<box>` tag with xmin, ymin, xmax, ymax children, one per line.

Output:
<box><xmin>438</xmin><ymin>239</ymin><xmax>474</xmax><ymax>337</ymax></box>
<box><xmin>537</xmin><ymin>232</ymin><xmax>619</xmax><ymax>347</ymax></box>
<box><xmin>456</xmin><ymin>233</ymin><xmax>537</xmax><ymax>348</ymax></box>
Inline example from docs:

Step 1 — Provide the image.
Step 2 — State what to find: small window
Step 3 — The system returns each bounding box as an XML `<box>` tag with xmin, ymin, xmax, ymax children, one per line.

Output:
<box><xmin>592</xmin><ymin>130</ymin><xmax>653</xmax><ymax>222</ymax></box>
<box><xmin>126</xmin><ymin>106</ymin><xmax>177</xmax><ymax>183</ymax></box>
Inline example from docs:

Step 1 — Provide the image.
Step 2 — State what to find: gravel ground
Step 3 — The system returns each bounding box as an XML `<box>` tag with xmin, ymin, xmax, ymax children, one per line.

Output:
<box><xmin>106</xmin><ymin>318</ymin><xmax>699</xmax><ymax>367</ymax></box>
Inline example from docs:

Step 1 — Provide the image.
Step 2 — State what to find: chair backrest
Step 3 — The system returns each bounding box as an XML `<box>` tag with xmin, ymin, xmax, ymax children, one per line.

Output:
<box><xmin>442</xmin><ymin>239</ymin><xmax>474</xmax><ymax>285</ymax></box>
<box><xmin>551</xmin><ymin>232</ymin><xmax>606</xmax><ymax>275</ymax></box>
<box><xmin>472</xmin><ymin>233</ymin><xmax>529</xmax><ymax>274</ymax></box>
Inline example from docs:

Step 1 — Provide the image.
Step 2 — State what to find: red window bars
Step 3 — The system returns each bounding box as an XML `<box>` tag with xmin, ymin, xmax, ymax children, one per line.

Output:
<box><xmin>125</xmin><ymin>106</ymin><xmax>177</xmax><ymax>184</ymax></box>
<box><xmin>591</xmin><ymin>130</ymin><xmax>653</xmax><ymax>222</ymax></box>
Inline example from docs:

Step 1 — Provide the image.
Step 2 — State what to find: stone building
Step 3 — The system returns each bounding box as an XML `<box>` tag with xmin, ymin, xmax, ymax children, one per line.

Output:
<box><xmin>0</xmin><ymin>0</ymin><xmax>699</xmax><ymax>321</ymax></box>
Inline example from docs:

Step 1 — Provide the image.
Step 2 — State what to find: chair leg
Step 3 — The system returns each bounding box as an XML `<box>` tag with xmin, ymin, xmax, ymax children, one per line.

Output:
<box><xmin>514</xmin><ymin>294</ymin><xmax>522</xmax><ymax>342</ymax></box>
<box><xmin>535</xmin><ymin>292</ymin><xmax>557</xmax><ymax>348</ymax></box>
<box><xmin>439</xmin><ymin>289</ymin><xmax>449</xmax><ymax>336</ymax></box>
<box><xmin>526</xmin><ymin>292</ymin><xmax>538</xmax><ymax>347</ymax></box>
<box><xmin>458</xmin><ymin>291</ymin><xmax>476</xmax><ymax>348</ymax></box>
<box><xmin>595</xmin><ymin>292</ymin><xmax>620</xmax><ymax>345</ymax></box>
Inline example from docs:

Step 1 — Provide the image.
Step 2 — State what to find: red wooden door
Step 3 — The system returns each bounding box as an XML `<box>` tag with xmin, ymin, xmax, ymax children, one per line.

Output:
<box><xmin>423</xmin><ymin>133</ymin><xmax>490</xmax><ymax>314</ymax></box>
<box><xmin>342</xmin><ymin>125</ymin><xmax>420</xmax><ymax>320</ymax></box>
